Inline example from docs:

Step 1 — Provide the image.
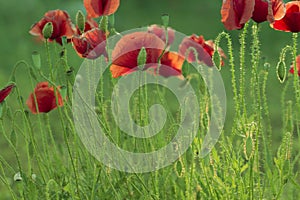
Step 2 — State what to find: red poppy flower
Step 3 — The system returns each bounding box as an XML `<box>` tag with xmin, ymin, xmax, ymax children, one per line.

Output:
<box><xmin>221</xmin><ymin>0</ymin><xmax>255</xmax><ymax>30</ymax></box>
<box><xmin>84</xmin><ymin>0</ymin><xmax>120</xmax><ymax>18</ymax></box>
<box><xmin>221</xmin><ymin>0</ymin><xmax>285</xmax><ymax>30</ymax></box>
<box><xmin>110</xmin><ymin>32</ymin><xmax>184</xmax><ymax>78</ymax></box>
<box><xmin>289</xmin><ymin>55</ymin><xmax>300</xmax><ymax>76</ymax></box>
<box><xmin>252</xmin><ymin>0</ymin><xmax>285</xmax><ymax>23</ymax></box>
<box><xmin>29</xmin><ymin>10</ymin><xmax>75</xmax><ymax>45</ymax></box>
<box><xmin>0</xmin><ymin>84</ymin><xmax>15</xmax><ymax>103</ymax></box>
<box><xmin>148</xmin><ymin>24</ymin><xmax>175</xmax><ymax>46</ymax></box>
<box><xmin>179</xmin><ymin>34</ymin><xmax>226</xmax><ymax>66</ymax></box>
<box><xmin>72</xmin><ymin>28</ymin><xmax>107</xmax><ymax>59</ymax></box>
<box><xmin>26</xmin><ymin>82</ymin><xmax>64</xmax><ymax>114</ymax></box>
<box><xmin>271</xmin><ymin>1</ymin><xmax>300</xmax><ymax>32</ymax></box>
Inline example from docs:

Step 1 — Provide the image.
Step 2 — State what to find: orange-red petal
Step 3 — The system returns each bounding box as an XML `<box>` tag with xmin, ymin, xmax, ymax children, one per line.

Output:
<box><xmin>271</xmin><ymin>2</ymin><xmax>300</xmax><ymax>32</ymax></box>
<box><xmin>252</xmin><ymin>0</ymin><xmax>285</xmax><ymax>23</ymax></box>
<box><xmin>84</xmin><ymin>0</ymin><xmax>120</xmax><ymax>18</ymax></box>
<box><xmin>221</xmin><ymin>0</ymin><xmax>255</xmax><ymax>30</ymax></box>
<box><xmin>158</xmin><ymin>52</ymin><xmax>184</xmax><ymax>77</ymax></box>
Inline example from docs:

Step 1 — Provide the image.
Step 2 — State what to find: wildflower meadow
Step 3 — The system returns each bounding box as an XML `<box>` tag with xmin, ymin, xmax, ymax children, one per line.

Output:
<box><xmin>1</xmin><ymin>0</ymin><xmax>300</xmax><ymax>199</ymax></box>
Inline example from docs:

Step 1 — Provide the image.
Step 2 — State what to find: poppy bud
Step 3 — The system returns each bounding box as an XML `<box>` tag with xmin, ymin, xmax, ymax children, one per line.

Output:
<box><xmin>244</xmin><ymin>134</ymin><xmax>254</xmax><ymax>160</ymax></box>
<box><xmin>99</xmin><ymin>16</ymin><xmax>108</xmax><ymax>33</ymax></box>
<box><xmin>42</xmin><ymin>22</ymin><xmax>53</xmax><ymax>39</ymax></box>
<box><xmin>276</xmin><ymin>61</ymin><xmax>286</xmax><ymax>83</ymax></box>
<box><xmin>32</xmin><ymin>51</ymin><xmax>41</xmax><ymax>70</ymax></box>
<box><xmin>181</xmin><ymin>60</ymin><xmax>190</xmax><ymax>78</ymax></box>
<box><xmin>76</xmin><ymin>10</ymin><xmax>86</xmax><ymax>34</ymax></box>
<box><xmin>161</xmin><ymin>14</ymin><xmax>169</xmax><ymax>29</ymax></box>
<box><xmin>137</xmin><ymin>47</ymin><xmax>147</xmax><ymax>70</ymax></box>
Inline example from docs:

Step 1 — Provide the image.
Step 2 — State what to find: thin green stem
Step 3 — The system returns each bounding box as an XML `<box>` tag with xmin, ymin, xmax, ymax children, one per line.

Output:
<box><xmin>239</xmin><ymin>22</ymin><xmax>249</xmax><ymax>118</ymax></box>
<box><xmin>250</xmin><ymin>23</ymin><xmax>262</xmax><ymax>196</ymax></box>
<box><xmin>214</xmin><ymin>32</ymin><xmax>238</xmax><ymax>115</ymax></box>
<box><xmin>45</xmin><ymin>40</ymin><xmax>54</xmax><ymax>81</ymax></box>
<box><xmin>292</xmin><ymin>33</ymin><xmax>300</xmax><ymax>143</ymax></box>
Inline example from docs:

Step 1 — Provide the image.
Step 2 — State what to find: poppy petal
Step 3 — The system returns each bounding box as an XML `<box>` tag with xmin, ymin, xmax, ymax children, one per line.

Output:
<box><xmin>252</xmin><ymin>0</ymin><xmax>285</xmax><ymax>23</ymax></box>
<box><xmin>0</xmin><ymin>84</ymin><xmax>15</xmax><ymax>103</ymax></box>
<box><xmin>221</xmin><ymin>0</ymin><xmax>255</xmax><ymax>30</ymax></box>
<box><xmin>271</xmin><ymin>2</ymin><xmax>300</xmax><ymax>32</ymax></box>
<box><xmin>111</xmin><ymin>32</ymin><xmax>165</xmax><ymax>68</ymax></box>
<box><xmin>110</xmin><ymin>64</ymin><xmax>136</xmax><ymax>78</ymax></box>
<box><xmin>84</xmin><ymin>0</ymin><xmax>120</xmax><ymax>18</ymax></box>
<box><xmin>159</xmin><ymin>52</ymin><xmax>184</xmax><ymax>77</ymax></box>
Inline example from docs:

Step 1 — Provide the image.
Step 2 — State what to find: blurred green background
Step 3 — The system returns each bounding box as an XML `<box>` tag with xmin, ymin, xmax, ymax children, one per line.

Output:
<box><xmin>0</xmin><ymin>0</ymin><xmax>296</xmax><ymax>148</ymax></box>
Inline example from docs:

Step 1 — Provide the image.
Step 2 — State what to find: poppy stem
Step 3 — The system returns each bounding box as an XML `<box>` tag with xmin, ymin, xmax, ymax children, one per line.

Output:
<box><xmin>292</xmin><ymin>32</ymin><xmax>300</xmax><ymax>149</ymax></box>
<box><xmin>238</xmin><ymin>22</ymin><xmax>249</xmax><ymax>120</ymax></box>
<box><xmin>0</xmin><ymin>158</ymin><xmax>18</xmax><ymax>200</ymax></box>
<box><xmin>45</xmin><ymin>40</ymin><xmax>54</xmax><ymax>81</ymax></box>
<box><xmin>0</xmin><ymin>119</ymin><xmax>22</xmax><ymax>180</ymax></box>
<box><xmin>250</xmin><ymin>22</ymin><xmax>262</xmax><ymax>197</ymax></box>
<box><xmin>214</xmin><ymin>32</ymin><xmax>238</xmax><ymax>127</ymax></box>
